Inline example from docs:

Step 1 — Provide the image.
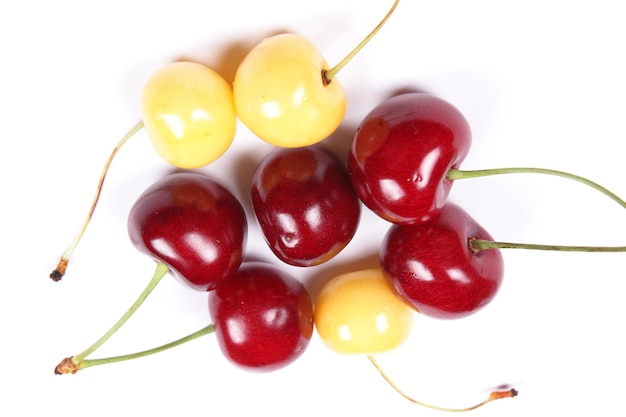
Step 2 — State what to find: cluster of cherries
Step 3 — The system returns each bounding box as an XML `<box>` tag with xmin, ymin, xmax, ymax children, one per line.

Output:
<box><xmin>51</xmin><ymin>0</ymin><xmax>626</xmax><ymax>412</ymax></box>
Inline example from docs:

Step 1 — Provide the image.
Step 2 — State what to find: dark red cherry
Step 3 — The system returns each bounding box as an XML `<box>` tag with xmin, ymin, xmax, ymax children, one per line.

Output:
<box><xmin>128</xmin><ymin>172</ymin><xmax>247</xmax><ymax>291</ymax></box>
<box><xmin>348</xmin><ymin>92</ymin><xmax>471</xmax><ymax>225</ymax></box>
<box><xmin>251</xmin><ymin>145</ymin><xmax>361</xmax><ymax>266</ymax></box>
<box><xmin>380</xmin><ymin>202</ymin><xmax>504</xmax><ymax>319</ymax></box>
<box><xmin>208</xmin><ymin>262</ymin><xmax>314</xmax><ymax>371</ymax></box>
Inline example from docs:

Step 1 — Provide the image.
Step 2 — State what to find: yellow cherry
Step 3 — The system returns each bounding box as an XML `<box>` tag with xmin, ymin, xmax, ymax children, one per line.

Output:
<box><xmin>314</xmin><ymin>267</ymin><xmax>414</xmax><ymax>355</ymax></box>
<box><xmin>141</xmin><ymin>61</ymin><xmax>236</xmax><ymax>169</ymax></box>
<box><xmin>234</xmin><ymin>33</ymin><xmax>345</xmax><ymax>148</ymax></box>
<box><xmin>233</xmin><ymin>0</ymin><xmax>399</xmax><ymax>148</ymax></box>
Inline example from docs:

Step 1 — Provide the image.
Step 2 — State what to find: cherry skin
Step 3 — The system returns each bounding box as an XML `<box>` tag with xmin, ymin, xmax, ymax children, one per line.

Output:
<box><xmin>208</xmin><ymin>262</ymin><xmax>314</xmax><ymax>371</ymax></box>
<box><xmin>251</xmin><ymin>145</ymin><xmax>361</xmax><ymax>266</ymax></box>
<box><xmin>348</xmin><ymin>92</ymin><xmax>471</xmax><ymax>225</ymax></box>
<box><xmin>127</xmin><ymin>172</ymin><xmax>247</xmax><ymax>291</ymax></box>
<box><xmin>380</xmin><ymin>202</ymin><xmax>504</xmax><ymax>319</ymax></box>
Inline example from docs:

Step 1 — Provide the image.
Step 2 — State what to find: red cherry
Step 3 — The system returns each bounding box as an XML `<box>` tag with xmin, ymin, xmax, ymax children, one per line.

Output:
<box><xmin>380</xmin><ymin>202</ymin><xmax>504</xmax><ymax>319</ymax></box>
<box><xmin>251</xmin><ymin>145</ymin><xmax>361</xmax><ymax>266</ymax></box>
<box><xmin>208</xmin><ymin>262</ymin><xmax>314</xmax><ymax>371</ymax></box>
<box><xmin>127</xmin><ymin>172</ymin><xmax>247</xmax><ymax>291</ymax></box>
<box><xmin>348</xmin><ymin>92</ymin><xmax>471</xmax><ymax>225</ymax></box>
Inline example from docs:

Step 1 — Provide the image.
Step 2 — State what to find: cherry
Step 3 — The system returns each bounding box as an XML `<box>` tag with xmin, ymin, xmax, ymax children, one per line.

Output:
<box><xmin>348</xmin><ymin>92</ymin><xmax>471</xmax><ymax>225</ymax></box>
<box><xmin>314</xmin><ymin>268</ymin><xmax>414</xmax><ymax>354</ymax></box>
<box><xmin>380</xmin><ymin>202</ymin><xmax>504</xmax><ymax>319</ymax></box>
<box><xmin>141</xmin><ymin>61</ymin><xmax>237</xmax><ymax>169</ymax></box>
<box><xmin>209</xmin><ymin>262</ymin><xmax>314</xmax><ymax>371</ymax></box>
<box><xmin>128</xmin><ymin>172</ymin><xmax>247</xmax><ymax>292</ymax></box>
<box><xmin>232</xmin><ymin>0</ymin><xmax>399</xmax><ymax>148</ymax></box>
<box><xmin>251</xmin><ymin>145</ymin><xmax>361</xmax><ymax>266</ymax></box>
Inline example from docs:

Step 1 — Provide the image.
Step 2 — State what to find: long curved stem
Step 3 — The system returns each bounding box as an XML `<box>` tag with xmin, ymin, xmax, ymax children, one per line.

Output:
<box><xmin>448</xmin><ymin>167</ymin><xmax>626</xmax><ymax>254</ymax></box>
<box><xmin>50</xmin><ymin>120</ymin><xmax>145</xmax><ymax>282</ymax></box>
<box><xmin>367</xmin><ymin>355</ymin><xmax>517</xmax><ymax>412</ymax></box>
<box><xmin>55</xmin><ymin>261</ymin><xmax>169</xmax><ymax>374</ymax></box>
<box><xmin>322</xmin><ymin>0</ymin><xmax>399</xmax><ymax>84</ymax></box>
<box><xmin>58</xmin><ymin>324</ymin><xmax>215</xmax><ymax>373</ymax></box>
<box><xmin>447</xmin><ymin>167</ymin><xmax>626</xmax><ymax>209</ymax></box>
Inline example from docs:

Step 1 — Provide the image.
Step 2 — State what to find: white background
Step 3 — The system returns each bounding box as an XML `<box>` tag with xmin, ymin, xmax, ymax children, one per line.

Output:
<box><xmin>2</xmin><ymin>1</ymin><xmax>626</xmax><ymax>416</ymax></box>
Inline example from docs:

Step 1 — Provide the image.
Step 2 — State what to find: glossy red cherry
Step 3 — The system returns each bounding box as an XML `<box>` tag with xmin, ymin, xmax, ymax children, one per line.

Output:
<box><xmin>208</xmin><ymin>262</ymin><xmax>314</xmax><ymax>371</ymax></box>
<box><xmin>128</xmin><ymin>172</ymin><xmax>247</xmax><ymax>291</ymax></box>
<box><xmin>348</xmin><ymin>92</ymin><xmax>471</xmax><ymax>225</ymax></box>
<box><xmin>380</xmin><ymin>202</ymin><xmax>504</xmax><ymax>319</ymax></box>
<box><xmin>251</xmin><ymin>145</ymin><xmax>361</xmax><ymax>266</ymax></box>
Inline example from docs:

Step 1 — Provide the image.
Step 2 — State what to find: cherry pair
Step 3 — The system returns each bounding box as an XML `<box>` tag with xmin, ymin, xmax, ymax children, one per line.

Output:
<box><xmin>55</xmin><ymin>172</ymin><xmax>313</xmax><ymax>374</ymax></box>
<box><xmin>349</xmin><ymin>92</ymin><xmax>626</xmax><ymax>319</ymax></box>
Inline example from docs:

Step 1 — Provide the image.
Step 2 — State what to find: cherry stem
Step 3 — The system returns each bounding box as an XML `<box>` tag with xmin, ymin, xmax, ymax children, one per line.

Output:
<box><xmin>322</xmin><ymin>0</ymin><xmax>399</xmax><ymax>85</ymax></box>
<box><xmin>447</xmin><ymin>167</ymin><xmax>626</xmax><ymax>254</ymax></box>
<box><xmin>49</xmin><ymin>120</ymin><xmax>145</xmax><ymax>282</ymax></box>
<box><xmin>55</xmin><ymin>261</ymin><xmax>169</xmax><ymax>374</ymax></box>
<box><xmin>447</xmin><ymin>167</ymin><xmax>626</xmax><ymax>210</ymax></box>
<box><xmin>367</xmin><ymin>355</ymin><xmax>517</xmax><ymax>412</ymax></box>
<box><xmin>471</xmin><ymin>238</ymin><xmax>626</xmax><ymax>253</ymax></box>
<box><xmin>56</xmin><ymin>324</ymin><xmax>215</xmax><ymax>374</ymax></box>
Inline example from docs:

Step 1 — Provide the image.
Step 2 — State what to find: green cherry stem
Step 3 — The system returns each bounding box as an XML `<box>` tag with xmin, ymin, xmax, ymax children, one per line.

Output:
<box><xmin>322</xmin><ymin>0</ymin><xmax>399</xmax><ymax>85</ymax></box>
<box><xmin>447</xmin><ymin>167</ymin><xmax>626</xmax><ymax>209</ymax></box>
<box><xmin>50</xmin><ymin>120</ymin><xmax>145</xmax><ymax>282</ymax></box>
<box><xmin>55</xmin><ymin>261</ymin><xmax>168</xmax><ymax>375</ymax></box>
<box><xmin>57</xmin><ymin>324</ymin><xmax>215</xmax><ymax>374</ymax></box>
<box><xmin>447</xmin><ymin>167</ymin><xmax>626</xmax><ymax>254</ymax></box>
<box><xmin>470</xmin><ymin>238</ymin><xmax>626</xmax><ymax>253</ymax></box>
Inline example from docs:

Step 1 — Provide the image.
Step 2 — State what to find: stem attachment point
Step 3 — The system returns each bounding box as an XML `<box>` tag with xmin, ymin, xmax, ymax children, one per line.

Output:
<box><xmin>54</xmin><ymin>356</ymin><xmax>80</xmax><ymax>375</ymax></box>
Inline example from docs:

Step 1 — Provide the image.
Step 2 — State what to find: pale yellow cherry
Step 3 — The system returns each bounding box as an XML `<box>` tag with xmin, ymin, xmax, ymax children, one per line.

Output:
<box><xmin>233</xmin><ymin>33</ymin><xmax>345</xmax><ymax>148</ymax></box>
<box><xmin>233</xmin><ymin>0</ymin><xmax>399</xmax><ymax>148</ymax></box>
<box><xmin>141</xmin><ymin>61</ymin><xmax>236</xmax><ymax>169</ymax></box>
<box><xmin>314</xmin><ymin>267</ymin><xmax>414</xmax><ymax>354</ymax></box>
